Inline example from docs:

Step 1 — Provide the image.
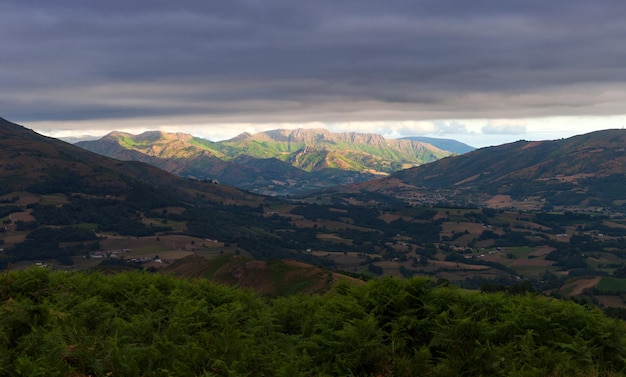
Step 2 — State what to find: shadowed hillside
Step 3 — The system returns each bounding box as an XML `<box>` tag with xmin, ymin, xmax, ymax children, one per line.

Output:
<box><xmin>348</xmin><ymin>130</ymin><xmax>626</xmax><ymax>210</ymax></box>
<box><xmin>0</xmin><ymin>117</ymin><xmax>257</xmax><ymax>204</ymax></box>
<box><xmin>0</xmin><ymin>117</ymin><xmax>290</xmax><ymax>269</ymax></box>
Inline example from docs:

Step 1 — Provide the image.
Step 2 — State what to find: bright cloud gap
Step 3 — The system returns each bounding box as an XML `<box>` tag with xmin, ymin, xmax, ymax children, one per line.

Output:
<box><xmin>32</xmin><ymin>115</ymin><xmax>626</xmax><ymax>149</ymax></box>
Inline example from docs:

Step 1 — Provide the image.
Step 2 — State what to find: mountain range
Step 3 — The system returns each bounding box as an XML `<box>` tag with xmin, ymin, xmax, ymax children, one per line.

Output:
<box><xmin>76</xmin><ymin>129</ymin><xmax>462</xmax><ymax>195</ymax></box>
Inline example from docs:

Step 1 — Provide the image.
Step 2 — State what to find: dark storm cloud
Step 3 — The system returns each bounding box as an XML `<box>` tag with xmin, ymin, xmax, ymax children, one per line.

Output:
<box><xmin>2</xmin><ymin>0</ymin><xmax>626</xmax><ymax>125</ymax></box>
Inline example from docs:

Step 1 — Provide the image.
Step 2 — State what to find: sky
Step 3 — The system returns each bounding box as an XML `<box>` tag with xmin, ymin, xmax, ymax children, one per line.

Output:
<box><xmin>2</xmin><ymin>1</ymin><xmax>626</xmax><ymax>148</ymax></box>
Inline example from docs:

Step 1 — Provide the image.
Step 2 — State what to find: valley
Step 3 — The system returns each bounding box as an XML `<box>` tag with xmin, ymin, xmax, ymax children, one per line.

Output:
<box><xmin>3</xmin><ymin>117</ymin><xmax>626</xmax><ymax>375</ymax></box>
<box><xmin>2</xmin><ymin>119</ymin><xmax>626</xmax><ymax>305</ymax></box>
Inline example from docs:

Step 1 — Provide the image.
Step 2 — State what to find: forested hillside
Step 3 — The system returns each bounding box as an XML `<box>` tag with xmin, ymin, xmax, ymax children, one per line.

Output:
<box><xmin>2</xmin><ymin>268</ymin><xmax>625</xmax><ymax>377</ymax></box>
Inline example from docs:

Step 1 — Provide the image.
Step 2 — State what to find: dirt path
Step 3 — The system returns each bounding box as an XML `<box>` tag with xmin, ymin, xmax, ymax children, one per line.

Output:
<box><xmin>569</xmin><ymin>276</ymin><xmax>602</xmax><ymax>296</ymax></box>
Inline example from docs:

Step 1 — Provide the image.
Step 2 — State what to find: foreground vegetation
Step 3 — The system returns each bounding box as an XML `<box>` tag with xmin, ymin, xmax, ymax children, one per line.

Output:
<box><xmin>2</xmin><ymin>268</ymin><xmax>626</xmax><ymax>376</ymax></box>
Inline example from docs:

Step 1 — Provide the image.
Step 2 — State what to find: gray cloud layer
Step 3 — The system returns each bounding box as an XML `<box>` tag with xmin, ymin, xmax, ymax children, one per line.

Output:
<box><xmin>2</xmin><ymin>1</ymin><xmax>626</xmax><ymax>126</ymax></box>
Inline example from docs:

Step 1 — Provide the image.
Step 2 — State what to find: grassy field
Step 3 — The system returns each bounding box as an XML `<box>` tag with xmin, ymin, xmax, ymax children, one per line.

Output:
<box><xmin>596</xmin><ymin>277</ymin><xmax>626</xmax><ymax>294</ymax></box>
<box><xmin>40</xmin><ymin>193</ymin><xmax>69</xmax><ymax>205</ymax></box>
<box><xmin>596</xmin><ymin>295</ymin><xmax>626</xmax><ymax>308</ymax></box>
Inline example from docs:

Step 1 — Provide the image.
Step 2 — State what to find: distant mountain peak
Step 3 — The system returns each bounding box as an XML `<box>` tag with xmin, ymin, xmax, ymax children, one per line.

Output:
<box><xmin>237</xmin><ymin>128</ymin><xmax>332</xmax><ymax>144</ymax></box>
<box><xmin>255</xmin><ymin>128</ymin><xmax>389</xmax><ymax>145</ymax></box>
<box><xmin>230</xmin><ymin>132</ymin><xmax>254</xmax><ymax>142</ymax></box>
<box><xmin>103</xmin><ymin>130</ymin><xmax>131</xmax><ymax>139</ymax></box>
<box><xmin>399</xmin><ymin>136</ymin><xmax>475</xmax><ymax>155</ymax></box>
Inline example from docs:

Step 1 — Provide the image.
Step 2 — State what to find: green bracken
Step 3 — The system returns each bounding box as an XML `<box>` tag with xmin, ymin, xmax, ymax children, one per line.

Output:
<box><xmin>1</xmin><ymin>268</ymin><xmax>625</xmax><ymax>376</ymax></box>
